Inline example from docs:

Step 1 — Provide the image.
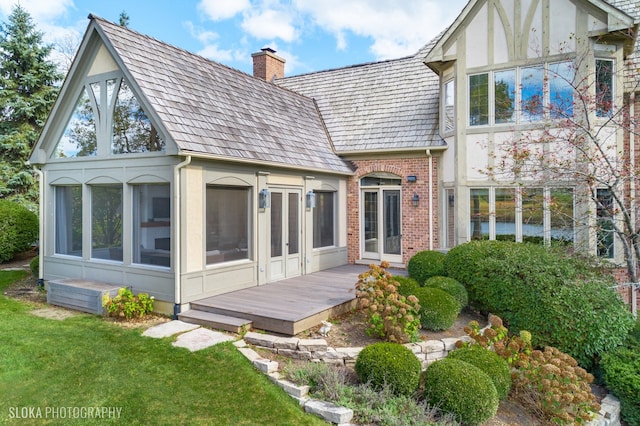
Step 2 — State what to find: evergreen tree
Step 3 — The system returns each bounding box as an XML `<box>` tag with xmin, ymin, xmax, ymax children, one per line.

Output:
<box><xmin>0</xmin><ymin>5</ymin><xmax>62</xmax><ymax>208</ymax></box>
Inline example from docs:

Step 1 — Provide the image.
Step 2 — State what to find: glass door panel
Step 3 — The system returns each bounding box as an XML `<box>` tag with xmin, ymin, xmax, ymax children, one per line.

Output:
<box><xmin>288</xmin><ymin>192</ymin><xmax>299</xmax><ymax>255</ymax></box>
<box><xmin>270</xmin><ymin>192</ymin><xmax>283</xmax><ymax>257</ymax></box>
<box><xmin>383</xmin><ymin>190</ymin><xmax>401</xmax><ymax>255</ymax></box>
<box><xmin>363</xmin><ymin>191</ymin><xmax>379</xmax><ymax>254</ymax></box>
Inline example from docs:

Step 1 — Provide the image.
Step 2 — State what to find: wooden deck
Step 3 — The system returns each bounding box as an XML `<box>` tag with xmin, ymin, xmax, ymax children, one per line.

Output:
<box><xmin>187</xmin><ymin>265</ymin><xmax>372</xmax><ymax>335</ymax></box>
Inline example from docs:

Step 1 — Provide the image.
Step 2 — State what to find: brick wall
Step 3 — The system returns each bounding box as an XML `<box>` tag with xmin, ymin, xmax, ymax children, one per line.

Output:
<box><xmin>252</xmin><ymin>49</ymin><xmax>285</xmax><ymax>81</ymax></box>
<box><xmin>346</xmin><ymin>156</ymin><xmax>439</xmax><ymax>265</ymax></box>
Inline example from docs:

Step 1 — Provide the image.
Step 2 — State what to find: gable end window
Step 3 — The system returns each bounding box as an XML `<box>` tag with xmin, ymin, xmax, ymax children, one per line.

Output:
<box><xmin>443</xmin><ymin>79</ymin><xmax>455</xmax><ymax>132</ymax></box>
<box><xmin>53</xmin><ymin>75</ymin><xmax>164</xmax><ymax>158</ymax></box>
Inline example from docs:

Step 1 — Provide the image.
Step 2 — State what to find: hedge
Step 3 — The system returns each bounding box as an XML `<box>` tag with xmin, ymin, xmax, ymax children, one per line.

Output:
<box><xmin>443</xmin><ymin>240</ymin><xmax>634</xmax><ymax>367</ymax></box>
<box><xmin>0</xmin><ymin>200</ymin><xmax>38</xmax><ymax>263</ymax></box>
<box><xmin>354</xmin><ymin>342</ymin><xmax>421</xmax><ymax>397</ymax></box>
<box><xmin>407</xmin><ymin>250</ymin><xmax>445</xmax><ymax>284</ymax></box>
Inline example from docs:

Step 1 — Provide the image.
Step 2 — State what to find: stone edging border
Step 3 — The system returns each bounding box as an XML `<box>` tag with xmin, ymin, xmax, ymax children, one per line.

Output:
<box><xmin>234</xmin><ymin>331</ymin><xmax>622</xmax><ymax>426</ymax></box>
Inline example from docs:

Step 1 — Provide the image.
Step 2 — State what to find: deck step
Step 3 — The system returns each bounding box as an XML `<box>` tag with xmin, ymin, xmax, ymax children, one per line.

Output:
<box><xmin>47</xmin><ymin>279</ymin><xmax>121</xmax><ymax>315</ymax></box>
<box><xmin>178</xmin><ymin>309</ymin><xmax>252</xmax><ymax>334</ymax></box>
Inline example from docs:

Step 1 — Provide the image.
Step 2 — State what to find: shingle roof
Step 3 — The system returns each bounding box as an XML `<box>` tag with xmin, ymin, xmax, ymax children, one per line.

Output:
<box><xmin>276</xmin><ymin>50</ymin><xmax>444</xmax><ymax>154</ymax></box>
<box><xmin>605</xmin><ymin>1</ymin><xmax>640</xmax><ymax>91</ymax></box>
<box><xmin>92</xmin><ymin>16</ymin><xmax>353</xmax><ymax>174</ymax></box>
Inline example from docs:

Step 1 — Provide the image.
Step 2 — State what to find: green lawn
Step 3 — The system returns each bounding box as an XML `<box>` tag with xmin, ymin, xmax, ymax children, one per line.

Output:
<box><xmin>0</xmin><ymin>271</ymin><xmax>325</xmax><ymax>425</ymax></box>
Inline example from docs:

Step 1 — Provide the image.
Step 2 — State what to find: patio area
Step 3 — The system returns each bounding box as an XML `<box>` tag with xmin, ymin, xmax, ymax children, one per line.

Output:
<box><xmin>180</xmin><ymin>264</ymin><xmax>375</xmax><ymax>335</ymax></box>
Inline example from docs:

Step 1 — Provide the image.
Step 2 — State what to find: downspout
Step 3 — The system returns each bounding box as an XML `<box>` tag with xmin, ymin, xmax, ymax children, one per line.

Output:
<box><xmin>630</xmin><ymin>92</ymin><xmax>637</xmax><ymax>317</ymax></box>
<box><xmin>173</xmin><ymin>155</ymin><xmax>192</xmax><ymax>318</ymax></box>
<box><xmin>427</xmin><ymin>149</ymin><xmax>434</xmax><ymax>250</ymax></box>
<box><xmin>33</xmin><ymin>165</ymin><xmax>44</xmax><ymax>286</ymax></box>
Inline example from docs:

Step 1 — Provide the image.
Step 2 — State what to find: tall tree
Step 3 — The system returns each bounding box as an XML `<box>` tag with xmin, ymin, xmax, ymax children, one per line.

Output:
<box><xmin>0</xmin><ymin>5</ymin><xmax>62</xmax><ymax>209</ymax></box>
<box><xmin>118</xmin><ymin>11</ymin><xmax>130</xmax><ymax>28</ymax></box>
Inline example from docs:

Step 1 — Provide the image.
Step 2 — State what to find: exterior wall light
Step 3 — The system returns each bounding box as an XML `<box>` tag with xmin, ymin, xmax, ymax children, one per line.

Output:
<box><xmin>306</xmin><ymin>191</ymin><xmax>316</xmax><ymax>209</ymax></box>
<box><xmin>407</xmin><ymin>175</ymin><xmax>417</xmax><ymax>182</ymax></box>
<box><xmin>259</xmin><ymin>188</ymin><xmax>271</xmax><ymax>209</ymax></box>
<box><xmin>412</xmin><ymin>192</ymin><xmax>420</xmax><ymax>207</ymax></box>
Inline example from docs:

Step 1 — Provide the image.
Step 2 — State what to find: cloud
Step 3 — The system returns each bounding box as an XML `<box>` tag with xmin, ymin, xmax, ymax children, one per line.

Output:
<box><xmin>198</xmin><ymin>0</ymin><xmax>250</xmax><ymax>21</ymax></box>
<box><xmin>0</xmin><ymin>0</ymin><xmax>73</xmax><ymax>22</ymax></box>
<box><xmin>240</xmin><ymin>7</ymin><xmax>297</xmax><ymax>42</ymax></box>
<box><xmin>293</xmin><ymin>0</ymin><xmax>467</xmax><ymax>59</ymax></box>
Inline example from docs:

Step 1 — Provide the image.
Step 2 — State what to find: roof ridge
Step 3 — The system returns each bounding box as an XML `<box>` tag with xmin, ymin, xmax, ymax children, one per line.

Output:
<box><xmin>89</xmin><ymin>14</ymin><xmax>305</xmax><ymax>96</ymax></box>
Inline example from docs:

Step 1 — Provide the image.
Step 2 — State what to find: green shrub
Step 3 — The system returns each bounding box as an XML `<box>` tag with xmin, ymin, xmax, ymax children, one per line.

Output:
<box><xmin>414</xmin><ymin>287</ymin><xmax>460</xmax><ymax>331</ymax></box>
<box><xmin>443</xmin><ymin>240</ymin><xmax>634</xmax><ymax>367</ymax></box>
<box><xmin>354</xmin><ymin>342</ymin><xmax>421</xmax><ymax>397</ymax></box>
<box><xmin>29</xmin><ymin>256</ymin><xmax>39</xmax><ymax>276</ymax></box>
<box><xmin>355</xmin><ymin>263</ymin><xmax>421</xmax><ymax>343</ymax></box>
<box><xmin>448</xmin><ymin>346</ymin><xmax>511</xmax><ymax>400</ymax></box>
<box><xmin>102</xmin><ymin>287</ymin><xmax>154</xmax><ymax>320</ymax></box>
<box><xmin>393</xmin><ymin>275</ymin><xmax>420</xmax><ymax>297</ymax></box>
<box><xmin>0</xmin><ymin>200</ymin><xmax>38</xmax><ymax>263</ymax></box>
<box><xmin>423</xmin><ymin>358</ymin><xmax>499</xmax><ymax>424</ymax></box>
<box><xmin>601</xmin><ymin>347</ymin><xmax>640</xmax><ymax>425</ymax></box>
<box><xmin>424</xmin><ymin>276</ymin><xmax>468</xmax><ymax>308</ymax></box>
<box><xmin>407</xmin><ymin>250</ymin><xmax>445</xmax><ymax>284</ymax></box>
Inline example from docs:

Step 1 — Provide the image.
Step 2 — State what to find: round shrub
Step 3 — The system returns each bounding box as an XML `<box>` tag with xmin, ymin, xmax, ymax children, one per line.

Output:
<box><xmin>424</xmin><ymin>276</ymin><xmax>468</xmax><ymax>308</ymax></box>
<box><xmin>424</xmin><ymin>358</ymin><xmax>499</xmax><ymax>424</ymax></box>
<box><xmin>29</xmin><ymin>256</ymin><xmax>39</xmax><ymax>276</ymax></box>
<box><xmin>443</xmin><ymin>240</ymin><xmax>634</xmax><ymax>367</ymax></box>
<box><xmin>414</xmin><ymin>287</ymin><xmax>460</xmax><ymax>331</ymax></box>
<box><xmin>447</xmin><ymin>346</ymin><xmax>511</xmax><ymax>400</ymax></box>
<box><xmin>393</xmin><ymin>275</ymin><xmax>420</xmax><ymax>297</ymax></box>
<box><xmin>0</xmin><ymin>200</ymin><xmax>38</xmax><ymax>263</ymax></box>
<box><xmin>407</xmin><ymin>250</ymin><xmax>445</xmax><ymax>284</ymax></box>
<box><xmin>354</xmin><ymin>342</ymin><xmax>421</xmax><ymax>397</ymax></box>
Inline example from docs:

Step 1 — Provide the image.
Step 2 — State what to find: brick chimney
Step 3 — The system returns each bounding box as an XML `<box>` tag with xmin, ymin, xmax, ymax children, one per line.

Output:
<box><xmin>252</xmin><ymin>47</ymin><xmax>285</xmax><ymax>81</ymax></box>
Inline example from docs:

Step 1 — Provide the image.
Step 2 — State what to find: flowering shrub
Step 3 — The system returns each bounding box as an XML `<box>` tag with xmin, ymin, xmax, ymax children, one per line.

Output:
<box><xmin>355</xmin><ymin>262</ymin><xmax>421</xmax><ymax>343</ymax></box>
<box><xmin>102</xmin><ymin>287</ymin><xmax>154</xmax><ymax>320</ymax></box>
<box><xmin>459</xmin><ymin>315</ymin><xmax>599</xmax><ymax>425</ymax></box>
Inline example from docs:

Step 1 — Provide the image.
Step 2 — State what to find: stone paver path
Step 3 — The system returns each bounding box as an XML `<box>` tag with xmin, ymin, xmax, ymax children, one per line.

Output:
<box><xmin>142</xmin><ymin>320</ymin><xmax>235</xmax><ymax>352</ymax></box>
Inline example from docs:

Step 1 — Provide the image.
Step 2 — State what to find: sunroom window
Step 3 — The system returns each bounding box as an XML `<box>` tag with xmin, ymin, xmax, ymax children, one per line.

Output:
<box><xmin>132</xmin><ymin>184</ymin><xmax>171</xmax><ymax>267</ymax></box>
<box><xmin>55</xmin><ymin>185</ymin><xmax>83</xmax><ymax>256</ymax></box>
<box><xmin>206</xmin><ymin>186</ymin><xmax>250</xmax><ymax>265</ymax></box>
<box><xmin>549</xmin><ymin>61</ymin><xmax>575</xmax><ymax>118</ymax></box>
<box><xmin>313</xmin><ymin>191</ymin><xmax>336</xmax><ymax>248</ymax></box>
<box><xmin>91</xmin><ymin>185</ymin><xmax>123</xmax><ymax>261</ymax></box>
<box><xmin>596</xmin><ymin>188</ymin><xmax>614</xmax><ymax>258</ymax></box>
<box><xmin>521</xmin><ymin>65</ymin><xmax>544</xmax><ymax>121</ymax></box>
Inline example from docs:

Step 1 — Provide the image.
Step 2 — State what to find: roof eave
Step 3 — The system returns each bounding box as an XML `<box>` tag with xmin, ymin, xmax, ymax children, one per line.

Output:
<box><xmin>177</xmin><ymin>150</ymin><xmax>355</xmax><ymax>176</ymax></box>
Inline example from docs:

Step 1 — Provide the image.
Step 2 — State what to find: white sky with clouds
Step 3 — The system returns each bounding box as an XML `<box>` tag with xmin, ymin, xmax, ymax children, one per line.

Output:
<box><xmin>0</xmin><ymin>0</ymin><xmax>468</xmax><ymax>76</ymax></box>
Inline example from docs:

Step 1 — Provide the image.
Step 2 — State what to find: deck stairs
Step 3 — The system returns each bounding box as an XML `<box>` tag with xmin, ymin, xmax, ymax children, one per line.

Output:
<box><xmin>178</xmin><ymin>308</ymin><xmax>253</xmax><ymax>334</ymax></box>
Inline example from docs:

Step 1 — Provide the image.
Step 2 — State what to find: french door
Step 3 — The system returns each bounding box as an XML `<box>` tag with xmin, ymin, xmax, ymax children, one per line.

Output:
<box><xmin>362</xmin><ymin>188</ymin><xmax>402</xmax><ymax>263</ymax></box>
<box><xmin>269</xmin><ymin>188</ymin><xmax>302</xmax><ymax>281</ymax></box>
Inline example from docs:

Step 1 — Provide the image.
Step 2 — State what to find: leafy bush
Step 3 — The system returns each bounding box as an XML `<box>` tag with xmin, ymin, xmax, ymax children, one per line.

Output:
<box><xmin>424</xmin><ymin>276</ymin><xmax>468</xmax><ymax>308</ymax></box>
<box><xmin>407</xmin><ymin>250</ymin><xmax>445</xmax><ymax>284</ymax></box>
<box><xmin>102</xmin><ymin>287</ymin><xmax>154</xmax><ymax>320</ymax></box>
<box><xmin>423</xmin><ymin>358</ymin><xmax>499</xmax><ymax>424</ymax></box>
<box><xmin>601</xmin><ymin>347</ymin><xmax>640</xmax><ymax>425</ymax></box>
<box><xmin>354</xmin><ymin>342</ymin><xmax>421</xmax><ymax>397</ymax></box>
<box><xmin>392</xmin><ymin>275</ymin><xmax>420</xmax><ymax>298</ymax></box>
<box><xmin>355</xmin><ymin>263</ymin><xmax>421</xmax><ymax>343</ymax></box>
<box><xmin>448</xmin><ymin>346</ymin><xmax>511</xmax><ymax>400</ymax></box>
<box><xmin>0</xmin><ymin>200</ymin><xmax>38</xmax><ymax>263</ymax></box>
<box><xmin>443</xmin><ymin>240</ymin><xmax>634</xmax><ymax>367</ymax></box>
<box><xmin>461</xmin><ymin>315</ymin><xmax>600</xmax><ymax>425</ymax></box>
<box><xmin>29</xmin><ymin>255</ymin><xmax>39</xmax><ymax>276</ymax></box>
<box><xmin>413</xmin><ymin>287</ymin><xmax>460</xmax><ymax>331</ymax></box>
